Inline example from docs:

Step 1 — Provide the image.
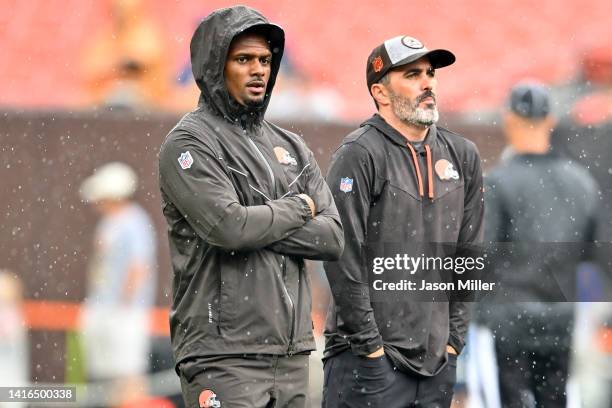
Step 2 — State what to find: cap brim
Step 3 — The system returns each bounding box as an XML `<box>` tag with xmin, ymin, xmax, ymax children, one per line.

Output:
<box><xmin>392</xmin><ymin>49</ymin><xmax>456</xmax><ymax>70</ymax></box>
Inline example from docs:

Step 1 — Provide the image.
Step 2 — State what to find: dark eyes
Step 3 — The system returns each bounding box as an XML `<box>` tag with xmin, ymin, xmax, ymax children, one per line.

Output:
<box><xmin>236</xmin><ymin>56</ymin><xmax>271</xmax><ymax>65</ymax></box>
<box><xmin>405</xmin><ymin>69</ymin><xmax>436</xmax><ymax>78</ymax></box>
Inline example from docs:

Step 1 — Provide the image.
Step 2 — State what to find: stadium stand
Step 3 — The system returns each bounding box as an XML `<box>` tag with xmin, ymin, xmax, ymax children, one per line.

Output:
<box><xmin>0</xmin><ymin>0</ymin><xmax>610</xmax><ymax>119</ymax></box>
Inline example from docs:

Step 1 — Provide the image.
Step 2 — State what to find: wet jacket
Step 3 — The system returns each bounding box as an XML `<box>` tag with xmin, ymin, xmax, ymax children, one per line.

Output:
<box><xmin>324</xmin><ymin>114</ymin><xmax>484</xmax><ymax>376</ymax></box>
<box><xmin>158</xmin><ymin>6</ymin><xmax>343</xmax><ymax>371</ymax></box>
<box><xmin>482</xmin><ymin>152</ymin><xmax>599</xmax><ymax>350</ymax></box>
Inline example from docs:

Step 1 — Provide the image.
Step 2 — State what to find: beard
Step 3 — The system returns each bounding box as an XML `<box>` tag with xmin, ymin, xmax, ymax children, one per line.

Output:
<box><xmin>244</xmin><ymin>96</ymin><xmax>266</xmax><ymax>109</ymax></box>
<box><xmin>244</xmin><ymin>94</ymin><xmax>266</xmax><ymax>107</ymax></box>
<box><xmin>389</xmin><ymin>90</ymin><xmax>439</xmax><ymax>128</ymax></box>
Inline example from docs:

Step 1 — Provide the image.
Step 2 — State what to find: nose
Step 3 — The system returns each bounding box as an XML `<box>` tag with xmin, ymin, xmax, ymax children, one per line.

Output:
<box><xmin>422</xmin><ymin>75</ymin><xmax>434</xmax><ymax>91</ymax></box>
<box><xmin>250</xmin><ymin>60</ymin><xmax>265</xmax><ymax>77</ymax></box>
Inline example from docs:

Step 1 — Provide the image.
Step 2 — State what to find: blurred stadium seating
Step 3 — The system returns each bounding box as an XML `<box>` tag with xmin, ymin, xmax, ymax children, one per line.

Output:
<box><xmin>0</xmin><ymin>0</ymin><xmax>611</xmax><ymax>119</ymax></box>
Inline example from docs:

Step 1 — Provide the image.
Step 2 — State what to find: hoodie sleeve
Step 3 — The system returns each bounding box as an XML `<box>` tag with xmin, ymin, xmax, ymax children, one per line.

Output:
<box><xmin>267</xmin><ymin>148</ymin><xmax>344</xmax><ymax>261</ymax></box>
<box><xmin>323</xmin><ymin>142</ymin><xmax>384</xmax><ymax>356</ymax></box>
<box><xmin>483</xmin><ymin>172</ymin><xmax>508</xmax><ymax>242</ymax></box>
<box><xmin>449</xmin><ymin>143</ymin><xmax>484</xmax><ymax>354</ymax></box>
<box><xmin>159</xmin><ymin>131</ymin><xmax>311</xmax><ymax>251</ymax></box>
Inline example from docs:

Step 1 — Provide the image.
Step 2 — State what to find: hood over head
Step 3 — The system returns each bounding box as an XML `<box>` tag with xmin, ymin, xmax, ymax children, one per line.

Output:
<box><xmin>190</xmin><ymin>6</ymin><xmax>285</xmax><ymax>128</ymax></box>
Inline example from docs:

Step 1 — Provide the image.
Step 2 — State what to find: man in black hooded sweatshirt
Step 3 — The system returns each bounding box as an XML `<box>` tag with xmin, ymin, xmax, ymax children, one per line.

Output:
<box><xmin>158</xmin><ymin>6</ymin><xmax>344</xmax><ymax>408</ymax></box>
<box><xmin>322</xmin><ymin>36</ymin><xmax>484</xmax><ymax>408</ymax></box>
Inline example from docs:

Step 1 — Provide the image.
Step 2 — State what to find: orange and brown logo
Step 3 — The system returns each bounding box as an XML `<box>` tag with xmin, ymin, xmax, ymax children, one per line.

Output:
<box><xmin>273</xmin><ymin>146</ymin><xmax>297</xmax><ymax>166</ymax></box>
<box><xmin>199</xmin><ymin>389</ymin><xmax>221</xmax><ymax>407</ymax></box>
<box><xmin>372</xmin><ymin>56</ymin><xmax>384</xmax><ymax>73</ymax></box>
<box><xmin>435</xmin><ymin>159</ymin><xmax>459</xmax><ymax>181</ymax></box>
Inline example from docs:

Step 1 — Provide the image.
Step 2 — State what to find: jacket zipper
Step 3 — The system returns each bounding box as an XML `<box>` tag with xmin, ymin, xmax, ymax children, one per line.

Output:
<box><xmin>247</xmin><ymin>136</ymin><xmax>296</xmax><ymax>354</ymax></box>
<box><xmin>281</xmin><ymin>255</ymin><xmax>296</xmax><ymax>355</ymax></box>
<box><xmin>217</xmin><ymin>272</ymin><xmax>223</xmax><ymax>335</ymax></box>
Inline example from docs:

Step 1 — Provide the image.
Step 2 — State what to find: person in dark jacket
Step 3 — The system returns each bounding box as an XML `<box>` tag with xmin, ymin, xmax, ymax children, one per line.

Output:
<box><xmin>484</xmin><ymin>82</ymin><xmax>600</xmax><ymax>408</ymax></box>
<box><xmin>322</xmin><ymin>36</ymin><xmax>484</xmax><ymax>408</ymax></box>
<box><xmin>158</xmin><ymin>6</ymin><xmax>344</xmax><ymax>408</ymax></box>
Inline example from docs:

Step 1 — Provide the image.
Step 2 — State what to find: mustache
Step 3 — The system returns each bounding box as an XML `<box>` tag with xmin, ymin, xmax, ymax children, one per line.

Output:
<box><xmin>247</xmin><ymin>79</ymin><xmax>266</xmax><ymax>87</ymax></box>
<box><xmin>417</xmin><ymin>91</ymin><xmax>436</xmax><ymax>104</ymax></box>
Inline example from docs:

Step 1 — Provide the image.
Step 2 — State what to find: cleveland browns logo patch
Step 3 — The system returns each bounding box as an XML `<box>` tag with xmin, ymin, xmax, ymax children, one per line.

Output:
<box><xmin>372</xmin><ymin>56</ymin><xmax>384</xmax><ymax>73</ymax></box>
<box><xmin>273</xmin><ymin>146</ymin><xmax>297</xmax><ymax>166</ymax></box>
<box><xmin>435</xmin><ymin>159</ymin><xmax>459</xmax><ymax>181</ymax></box>
<box><xmin>199</xmin><ymin>389</ymin><xmax>221</xmax><ymax>407</ymax></box>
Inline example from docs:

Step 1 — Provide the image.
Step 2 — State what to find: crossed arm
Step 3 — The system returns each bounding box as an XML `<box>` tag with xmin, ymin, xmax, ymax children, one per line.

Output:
<box><xmin>159</xmin><ymin>132</ymin><xmax>343</xmax><ymax>259</ymax></box>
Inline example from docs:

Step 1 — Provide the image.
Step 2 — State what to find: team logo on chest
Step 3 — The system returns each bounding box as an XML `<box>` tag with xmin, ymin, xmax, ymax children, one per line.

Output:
<box><xmin>434</xmin><ymin>159</ymin><xmax>459</xmax><ymax>181</ymax></box>
<box><xmin>273</xmin><ymin>146</ymin><xmax>297</xmax><ymax>166</ymax></box>
<box><xmin>199</xmin><ymin>389</ymin><xmax>221</xmax><ymax>407</ymax></box>
<box><xmin>178</xmin><ymin>151</ymin><xmax>194</xmax><ymax>170</ymax></box>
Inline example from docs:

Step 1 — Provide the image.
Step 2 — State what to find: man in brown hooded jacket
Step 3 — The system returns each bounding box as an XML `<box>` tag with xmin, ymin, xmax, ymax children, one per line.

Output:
<box><xmin>158</xmin><ymin>6</ymin><xmax>343</xmax><ymax>408</ymax></box>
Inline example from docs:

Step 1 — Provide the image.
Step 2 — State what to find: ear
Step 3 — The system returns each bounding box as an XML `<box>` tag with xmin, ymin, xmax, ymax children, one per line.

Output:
<box><xmin>371</xmin><ymin>83</ymin><xmax>390</xmax><ymax>108</ymax></box>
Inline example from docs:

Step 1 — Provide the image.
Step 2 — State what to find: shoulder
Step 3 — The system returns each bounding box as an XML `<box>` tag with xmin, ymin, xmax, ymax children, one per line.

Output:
<box><xmin>160</xmin><ymin>111</ymin><xmax>220</xmax><ymax>160</ymax></box>
<box><xmin>326</xmin><ymin>126</ymin><xmax>382</xmax><ymax>179</ymax></box>
<box><xmin>437</xmin><ymin>126</ymin><xmax>480</xmax><ymax>157</ymax></box>
<box><xmin>485</xmin><ymin>162</ymin><xmax>511</xmax><ymax>187</ymax></box>
<box><xmin>334</xmin><ymin>126</ymin><xmax>378</xmax><ymax>159</ymax></box>
<box><xmin>558</xmin><ymin>159</ymin><xmax>599</xmax><ymax>196</ymax></box>
<box><xmin>331</xmin><ymin>124</ymin><xmax>383</xmax><ymax>161</ymax></box>
<box><xmin>264</xmin><ymin>120</ymin><xmax>312</xmax><ymax>154</ymax></box>
<box><xmin>344</xmin><ymin>124</ymin><xmax>383</xmax><ymax>149</ymax></box>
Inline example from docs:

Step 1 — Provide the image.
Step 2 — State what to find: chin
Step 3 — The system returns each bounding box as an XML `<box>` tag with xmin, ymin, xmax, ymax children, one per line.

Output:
<box><xmin>245</xmin><ymin>97</ymin><xmax>266</xmax><ymax>107</ymax></box>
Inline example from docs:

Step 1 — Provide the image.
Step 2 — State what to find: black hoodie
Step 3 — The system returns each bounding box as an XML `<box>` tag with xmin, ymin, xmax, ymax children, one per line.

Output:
<box><xmin>158</xmin><ymin>6</ymin><xmax>343</xmax><ymax>373</ymax></box>
<box><xmin>324</xmin><ymin>114</ymin><xmax>484</xmax><ymax>377</ymax></box>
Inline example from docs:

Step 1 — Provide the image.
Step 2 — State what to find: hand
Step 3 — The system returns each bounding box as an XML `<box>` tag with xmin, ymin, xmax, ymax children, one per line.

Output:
<box><xmin>366</xmin><ymin>347</ymin><xmax>385</xmax><ymax>358</ymax></box>
<box><xmin>446</xmin><ymin>345</ymin><xmax>457</xmax><ymax>355</ymax></box>
<box><xmin>297</xmin><ymin>194</ymin><xmax>316</xmax><ymax>217</ymax></box>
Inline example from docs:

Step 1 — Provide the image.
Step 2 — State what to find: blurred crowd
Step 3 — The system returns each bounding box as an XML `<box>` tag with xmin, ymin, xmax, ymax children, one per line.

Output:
<box><xmin>78</xmin><ymin>0</ymin><xmax>344</xmax><ymax>120</ymax></box>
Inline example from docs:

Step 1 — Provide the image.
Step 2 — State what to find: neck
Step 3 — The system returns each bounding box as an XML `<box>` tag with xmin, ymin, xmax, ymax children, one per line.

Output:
<box><xmin>99</xmin><ymin>200</ymin><xmax>130</xmax><ymax>216</ymax></box>
<box><xmin>379</xmin><ymin>110</ymin><xmax>429</xmax><ymax>142</ymax></box>
<box><xmin>510</xmin><ymin>132</ymin><xmax>551</xmax><ymax>154</ymax></box>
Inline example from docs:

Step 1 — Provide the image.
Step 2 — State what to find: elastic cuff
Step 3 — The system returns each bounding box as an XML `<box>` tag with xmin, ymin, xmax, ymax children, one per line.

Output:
<box><xmin>292</xmin><ymin>195</ymin><xmax>313</xmax><ymax>222</ymax></box>
<box><xmin>350</xmin><ymin>334</ymin><xmax>384</xmax><ymax>357</ymax></box>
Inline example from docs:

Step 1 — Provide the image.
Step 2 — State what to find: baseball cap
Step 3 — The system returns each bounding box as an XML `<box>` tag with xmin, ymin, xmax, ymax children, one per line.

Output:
<box><xmin>80</xmin><ymin>162</ymin><xmax>137</xmax><ymax>202</ymax></box>
<box><xmin>508</xmin><ymin>82</ymin><xmax>551</xmax><ymax>119</ymax></box>
<box><xmin>366</xmin><ymin>36</ymin><xmax>455</xmax><ymax>93</ymax></box>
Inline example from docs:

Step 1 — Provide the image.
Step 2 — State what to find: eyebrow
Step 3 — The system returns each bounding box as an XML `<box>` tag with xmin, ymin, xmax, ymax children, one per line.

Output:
<box><xmin>401</xmin><ymin>66</ymin><xmax>435</xmax><ymax>75</ymax></box>
<box><xmin>231</xmin><ymin>50</ymin><xmax>273</xmax><ymax>58</ymax></box>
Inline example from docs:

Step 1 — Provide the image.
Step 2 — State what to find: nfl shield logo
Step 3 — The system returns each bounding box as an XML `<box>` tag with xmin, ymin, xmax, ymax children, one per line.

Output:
<box><xmin>339</xmin><ymin>177</ymin><xmax>353</xmax><ymax>193</ymax></box>
<box><xmin>178</xmin><ymin>151</ymin><xmax>194</xmax><ymax>170</ymax></box>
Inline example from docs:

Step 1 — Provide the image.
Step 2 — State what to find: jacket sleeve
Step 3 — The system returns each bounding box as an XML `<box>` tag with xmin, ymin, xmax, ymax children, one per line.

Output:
<box><xmin>483</xmin><ymin>173</ymin><xmax>508</xmax><ymax>242</ymax></box>
<box><xmin>323</xmin><ymin>142</ymin><xmax>384</xmax><ymax>356</ymax></box>
<box><xmin>449</xmin><ymin>143</ymin><xmax>484</xmax><ymax>354</ymax></box>
<box><xmin>267</xmin><ymin>148</ymin><xmax>344</xmax><ymax>261</ymax></box>
<box><xmin>159</xmin><ymin>131</ymin><xmax>311</xmax><ymax>251</ymax></box>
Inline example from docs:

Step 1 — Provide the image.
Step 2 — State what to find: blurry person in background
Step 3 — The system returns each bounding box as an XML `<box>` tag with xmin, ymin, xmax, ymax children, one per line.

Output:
<box><xmin>552</xmin><ymin>43</ymin><xmax>612</xmax><ymax>408</ymax></box>
<box><xmin>158</xmin><ymin>5</ymin><xmax>343</xmax><ymax>407</ymax></box>
<box><xmin>0</xmin><ymin>271</ymin><xmax>28</xmax><ymax>408</ymax></box>
<box><xmin>483</xmin><ymin>82</ymin><xmax>600</xmax><ymax>407</ymax></box>
<box><xmin>323</xmin><ymin>36</ymin><xmax>484</xmax><ymax>408</ymax></box>
<box><xmin>80</xmin><ymin>0</ymin><xmax>170</xmax><ymax>110</ymax></box>
<box><xmin>79</xmin><ymin>162</ymin><xmax>157</xmax><ymax>407</ymax></box>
